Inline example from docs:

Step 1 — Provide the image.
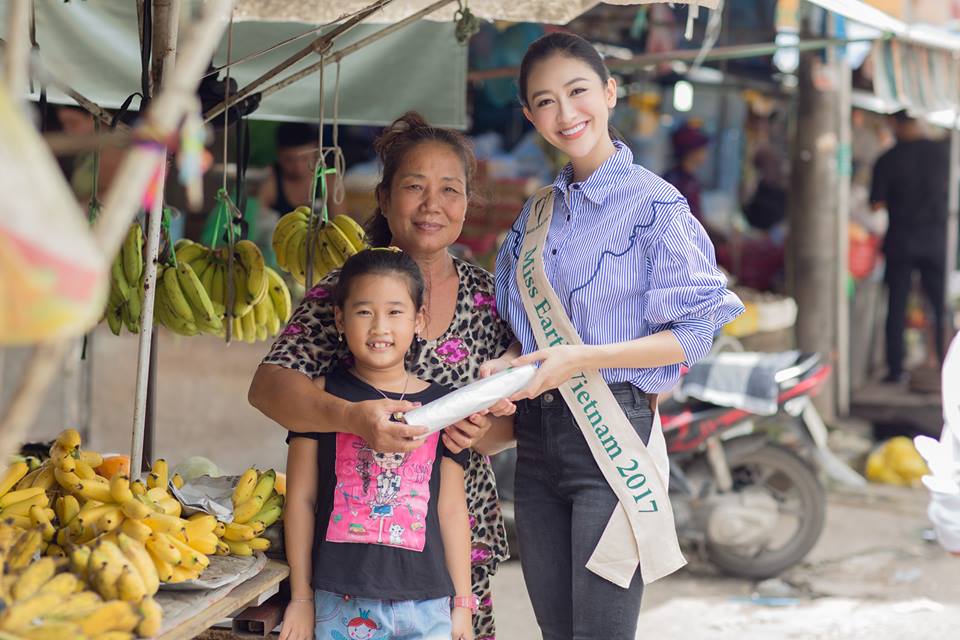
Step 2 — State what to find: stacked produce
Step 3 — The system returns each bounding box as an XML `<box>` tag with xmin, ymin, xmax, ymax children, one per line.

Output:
<box><xmin>158</xmin><ymin>239</ymin><xmax>292</xmax><ymax>342</ymax></box>
<box><xmin>104</xmin><ymin>224</ymin><xmax>146</xmax><ymax>336</ymax></box>
<box><xmin>272</xmin><ymin>208</ymin><xmax>367</xmax><ymax>285</ymax></box>
<box><xmin>0</xmin><ymin>429</ymin><xmax>287</xmax><ymax>638</ymax></box>
<box><xmin>223</xmin><ymin>468</ymin><xmax>283</xmax><ymax>557</ymax></box>
<box><xmin>0</xmin><ymin>519</ymin><xmax>160</xmax><ymax>639</ymax></box>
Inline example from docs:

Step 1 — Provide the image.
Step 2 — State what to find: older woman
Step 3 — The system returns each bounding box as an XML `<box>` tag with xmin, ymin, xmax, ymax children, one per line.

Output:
<box><xmin>249</xmin><ymin>112</ymin><xmax>514</xmax><ymax>640</ymax></box>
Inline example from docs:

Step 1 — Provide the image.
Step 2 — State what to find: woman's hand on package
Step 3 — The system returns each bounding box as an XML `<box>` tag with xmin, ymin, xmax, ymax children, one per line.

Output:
<box><xmin>443</xmin><ymin>412</ymin><xmax>492</xmax><ymax>454</ymax></box>
<box><xmin>509</xmin><ymin>345</ymin><xmax>589</xmax><ymax>400</ymax></box>
<box><xmin>347</xmin><ymin>398</ymin><xmax>428</xmax><ymax>453</ymax></box>
<box><xmin>451</xmin><ymin>607</ymin><xmax>474</xmax><ymax>640</ymax></box>
<box><xmin>279</xmin><ymin>599</ymin><xmax>314</xmax><ymax>640</ymax></box>
<box><xmin>477</xmin><ymin>357</ymin><xmax>517</xmax><ymax>418</ymax></box>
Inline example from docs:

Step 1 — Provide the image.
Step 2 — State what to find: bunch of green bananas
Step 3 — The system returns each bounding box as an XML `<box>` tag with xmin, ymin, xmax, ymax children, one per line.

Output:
<box><xmin>103</xmin><ymin>224</ymin><xmax>145</xmax><ymax>336</ymax></box>
<box><xmin>271</xmin><ymin>208</ymin><xmax>368</xmax><ymax>285</ymax></box>
<box><xmin>156</xmin><ymin>239</ymin><xmax>292</xmax><ymax>342</ymax></box>
<box><xmin>225</xmin><ymin>468</ymin><xmax>284</xmax><ymax>556</ymax></box>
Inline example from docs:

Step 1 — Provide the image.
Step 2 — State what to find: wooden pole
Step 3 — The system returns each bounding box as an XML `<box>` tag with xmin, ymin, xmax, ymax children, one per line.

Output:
<box><xmin>202</xmin><ymin>0</ymin><xmax>396</xmax><ymax>123</ymax></box>
<box><xmin>787</xmin><ymin>18</ymin><xmax>840</xmax><ymax>421</ymax></box>
<box><xmin>945</xmin><ymin>57</ymin><xmax>960</xmax><ymax>347</ymax></box>
<box><xmin>131</xmin><ymin>0</ymin><xmax>181</xmax><ymax>479</ymax></box>
<box><xmin>834</xmin><ymin>29</ymin><xmax>852</xmax><ymax>417</ymax></box>
<box><xmin>130</xmin><ymin>162</ymin><xmax>166</xmax><ymax>480</ymax></box>
<box><xmin>0</xmin><ymin>0</ymin><xmax>236</xmax><ymax>465</ymax></box>
<box><xmin>3</xmin><ymin>0</ymin><xmax>29</xmax><ymax>97</ymax></box>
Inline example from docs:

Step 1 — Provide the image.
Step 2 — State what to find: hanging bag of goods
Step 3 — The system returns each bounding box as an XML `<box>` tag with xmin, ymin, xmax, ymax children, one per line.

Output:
<box><xmin>0</xmin><ymin>84</ymin><xmax>107</xmax><ymax>344</ymax></box>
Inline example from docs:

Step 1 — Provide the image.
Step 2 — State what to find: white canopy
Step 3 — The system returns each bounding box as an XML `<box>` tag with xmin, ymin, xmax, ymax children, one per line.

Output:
<box><xmin>233</xmin><ymin>0</ymin><xmax>719</xmax><ymax>26</ymax></box>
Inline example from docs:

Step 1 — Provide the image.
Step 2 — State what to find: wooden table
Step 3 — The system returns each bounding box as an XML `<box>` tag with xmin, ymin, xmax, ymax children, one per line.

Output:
<box><xmin>155</xmin><ymin>560</ymin><xmax>290</xmax><ymax>640</ymax></box>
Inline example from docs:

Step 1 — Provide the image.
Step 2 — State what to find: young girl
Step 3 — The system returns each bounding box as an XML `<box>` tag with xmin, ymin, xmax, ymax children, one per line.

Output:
<box><xmin>493</xmin><ymin>33</ymin><xmax>744</xmax><ymax>639</ymax></box>
<box><xmin>280</xmin><ymin>249</ymin><xmax>474</xmax><ymax>640</ymax></box>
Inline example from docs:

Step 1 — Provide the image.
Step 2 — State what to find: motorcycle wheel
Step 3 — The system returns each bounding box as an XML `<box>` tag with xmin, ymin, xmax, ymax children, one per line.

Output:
<box><xmin>705</xmin><ymin>444</ymin><xmax>826</xmax><ymax>579</ymax></box>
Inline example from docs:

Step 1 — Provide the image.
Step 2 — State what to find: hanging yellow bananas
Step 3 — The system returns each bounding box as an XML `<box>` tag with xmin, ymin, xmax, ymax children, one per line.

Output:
<box><xmin>272</xmin><ymin>207</ymin><xmax>368</xmax><ymax>285</ymax></box>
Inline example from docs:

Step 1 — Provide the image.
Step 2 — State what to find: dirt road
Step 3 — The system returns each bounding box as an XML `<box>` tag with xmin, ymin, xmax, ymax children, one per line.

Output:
<box><xmin>5</xmin><ymin>327</ymin><xmax>958</xmax><ymax>638</ymax></box>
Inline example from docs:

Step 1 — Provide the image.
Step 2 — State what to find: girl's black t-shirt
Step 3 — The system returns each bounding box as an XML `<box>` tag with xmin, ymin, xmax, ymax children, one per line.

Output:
<box><xmin>286</xmin><ymin>367</ymin><xmax>468</xmax><ymax>600</ymax></box>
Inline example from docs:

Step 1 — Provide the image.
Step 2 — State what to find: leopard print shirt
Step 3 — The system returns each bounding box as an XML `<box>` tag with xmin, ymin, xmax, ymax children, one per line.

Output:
<box><xmin>263</xmin><ymin>258</ymin><xmax>512</xmax><ymax>625</ymax></box>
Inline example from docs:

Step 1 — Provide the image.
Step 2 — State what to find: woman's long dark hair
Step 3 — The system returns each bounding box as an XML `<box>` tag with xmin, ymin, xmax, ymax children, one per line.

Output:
<box><xmin>517</xmin><ymin>32</ymin><xmax>622</xmax><ymax>142</ymax></box>
<box><xmin>365</xmin><ymin>112</ymin><xmax>477</xmax><ymax>247</ymax></box>
<box><xmin>333</xmin><ymin>248</ymin><xmax>426</xmax><ymax>361</ymax></box>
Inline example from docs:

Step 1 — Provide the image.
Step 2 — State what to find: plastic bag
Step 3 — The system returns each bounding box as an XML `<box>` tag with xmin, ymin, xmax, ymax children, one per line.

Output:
<box><xmin>0</xmin><ymin>84</ymin><xmax>107</xmax><ymax>344</ymax></box>
<box><xmin>403</xmin><ymin>365</ymin><xmax>536</xmax><ymax>437</ymax></box>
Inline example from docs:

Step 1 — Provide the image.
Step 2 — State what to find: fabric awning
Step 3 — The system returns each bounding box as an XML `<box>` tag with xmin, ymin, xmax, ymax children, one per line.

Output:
<box><xmin>806</xmin><ymin>0</ymin><xmax>960</xmax><ymax>114</ymax></box>
<box><xmin>233</xmin><ymin>0</ymin><xmax>720</xmax><ymax>26</ymax></box>
<box><xmin>0</xmin><ymin>0</ymin><xmax>468</xmax><ymax>126</ymax></box>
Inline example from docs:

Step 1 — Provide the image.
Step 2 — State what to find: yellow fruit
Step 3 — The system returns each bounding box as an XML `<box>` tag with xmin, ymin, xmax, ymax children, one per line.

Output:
<box><xmin>12</xmin><ymin>556</ymin><xmax>57</xmax><ymax>601</ymax></box>
<box><xmin>77</xmin><ymin>601</ymin><xmax>140</xmax><ymax>636</ymax></box>
<box><xmin>247</xmin><ymin>537</ymin><xmax>271</xmax><ymax>552</ymax></box>
<box><xmin>225</xmin><ymin>540</ymin><xmax>253</xmax><ymax>556</ymax></box>
<box><xmin>0</xmin><ymin>461</ymin><xmax>29</xmax><ymax>497</ymax></box>
<box><xmin>137</xmin><ymin>597</ymin><xmax>163</xmax><ymax>636</ymax></box>
<box><xmin>120</xmin><ymin>518</ymin><xmax>153</xmax><ymax>543</ymax></box>
<box><xmin>232</xmin><ymin>495</ymin><xmax>264</xmax><ymax>524</ymax></box>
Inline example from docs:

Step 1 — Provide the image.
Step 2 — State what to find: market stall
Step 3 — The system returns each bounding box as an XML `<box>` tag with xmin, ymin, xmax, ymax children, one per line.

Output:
<box><xmin>1</xmin><ymin>1</ymin><xmax>726</xmax><ymax>637</ymax></box>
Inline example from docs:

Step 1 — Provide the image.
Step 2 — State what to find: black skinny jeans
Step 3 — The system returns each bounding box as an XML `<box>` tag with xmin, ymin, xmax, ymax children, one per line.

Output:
<box><xmin>514</xmin><ymin>384</ymin><xmax>654</xmax><ymax>640</ymax></box>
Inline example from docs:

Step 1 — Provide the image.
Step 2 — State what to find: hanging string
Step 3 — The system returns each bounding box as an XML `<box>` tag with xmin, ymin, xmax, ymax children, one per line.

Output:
<box><xmin>87</xmin><ymin>119</ymin><xmax>103</xmax><ymax>223</ymax></box>
<box><xmin>162</xmin><ymin>207</ymin><xmax>177</xmax><ymax>267</ymax></box>
<box><xmin>304</xmin><ymin>56</ymin><xmax>327</xmax><ymax>290</ymax></box>
<box><xmin>222</xmin><ymin>12</ymin><xmax>236</xmax><ymax>343</ymax></box>
<box><xmin>330</xmin><ymin>62</ymin><xmax>346</xmax><ymax>206</ymax></box>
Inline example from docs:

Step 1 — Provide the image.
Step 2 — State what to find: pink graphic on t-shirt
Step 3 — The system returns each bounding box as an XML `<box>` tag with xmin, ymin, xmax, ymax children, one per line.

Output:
<box><xmin>326</xmin><ymin>433</ymin><xmax>439</xmax><ymax>551</ymax></box>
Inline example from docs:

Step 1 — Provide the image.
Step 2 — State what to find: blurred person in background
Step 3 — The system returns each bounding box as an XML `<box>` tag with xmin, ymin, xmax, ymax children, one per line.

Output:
<box><xmin>257</xmin><ymin>122</ymin><xmax>346</xmax><ymax>217</ymax></box>
<box><xmin>870</xmin><ymin>110</ymin><xmax>949</xmax><ymax>384</ymax></box>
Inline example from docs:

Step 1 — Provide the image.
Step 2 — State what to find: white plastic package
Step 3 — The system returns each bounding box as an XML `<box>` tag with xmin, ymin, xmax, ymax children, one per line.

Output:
<box><xmin>403</xmin><ymin>365</ymin><xmax>536</xmax><ymax>437</ymax></box>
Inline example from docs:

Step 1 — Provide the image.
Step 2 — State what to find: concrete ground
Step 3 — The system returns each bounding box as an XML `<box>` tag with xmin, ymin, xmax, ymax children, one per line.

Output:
<box><xmin>4</xmin><ymin>326</ymin><xmax>959</xmax><ymax>638</ymax></box>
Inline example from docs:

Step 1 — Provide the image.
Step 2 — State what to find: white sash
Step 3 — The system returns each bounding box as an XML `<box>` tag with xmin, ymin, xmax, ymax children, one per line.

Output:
<box><xmin>515</xmin><ymin>186</ymin><xmax>686</xmax><ymax>586</ymax></box>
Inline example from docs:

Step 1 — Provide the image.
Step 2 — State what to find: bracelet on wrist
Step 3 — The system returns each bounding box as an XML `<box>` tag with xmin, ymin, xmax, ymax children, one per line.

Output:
<box><xmin>451</xmin><ymin>594</ymin><xmax>479</xmax><ymax>612</ymax></box>
<box><xmin>290</xmin><ymin>597</ymin><xmax>312</xmax><ymax>603</ymax></box>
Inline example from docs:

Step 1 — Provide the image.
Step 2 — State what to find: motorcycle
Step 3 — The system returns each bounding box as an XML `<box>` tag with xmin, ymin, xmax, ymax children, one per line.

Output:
<box><xmin>492</xmin><ymin>350</ymin><xmax>848</xmax><ymax>579</ymax></box>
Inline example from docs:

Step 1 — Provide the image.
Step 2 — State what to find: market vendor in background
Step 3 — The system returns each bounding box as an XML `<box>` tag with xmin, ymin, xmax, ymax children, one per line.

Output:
<box><xmin>662</xmin><ymin>120</ymin><xmax>709</xmax><ymax>223</ymax></box>
<box><xmin>256</xmin><ymin>122</ymin><xmax>347</xmax><ymax>217</ymax></box>
<box><xmin>249</xmin><ymin>112</ymin><xmax>516</xmax><ymax>640</ymax></box>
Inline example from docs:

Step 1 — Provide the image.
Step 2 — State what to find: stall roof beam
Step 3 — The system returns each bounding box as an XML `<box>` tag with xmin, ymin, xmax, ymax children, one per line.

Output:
<box><xmin>804</xmin><ymin>0</ymin><xmax>960</xmax><ymax>52</ymax></box>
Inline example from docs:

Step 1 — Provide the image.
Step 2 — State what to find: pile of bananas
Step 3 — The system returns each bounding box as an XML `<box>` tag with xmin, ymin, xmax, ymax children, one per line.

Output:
<box><xmin>0</xmin><ymin>430</ymin><xmax>287</xmax><ymax>638</ymax></box>
<box><xmin>104</xmin><ymin>224</ymin><xmax>146</xmax><ymax>335</ymax></box>
<box><xmin>271</xmin><ymin>208</ymin><xmax>367</xmax><ymax>285</ymax></box>
<box><xmin>225</xmin><ymin>468</ymin><xmax>283</xmax><ymax>557</ymax></box>
<box><xmin>0</xmin><ymin>520</ymin><xmax>161</xmax><ymax>639</ymax></box>
<box><xmin>160</xmin><ymin>239</ymin><xmax>292</xmax><ymax>342</ymax></box>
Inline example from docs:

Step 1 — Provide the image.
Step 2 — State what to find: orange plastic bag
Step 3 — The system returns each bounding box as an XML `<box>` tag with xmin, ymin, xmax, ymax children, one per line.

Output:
<box><xmin>0</xmin><ymin>85</ymin><xmax>107</xmax><ymax>344</ymax></box>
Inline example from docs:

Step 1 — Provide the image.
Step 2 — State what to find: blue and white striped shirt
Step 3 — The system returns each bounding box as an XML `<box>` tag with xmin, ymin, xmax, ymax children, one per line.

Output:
<box><xmin>494</xmin><ymin>141</ymin><xmax>744</xmax><ymax>393</ymax></box>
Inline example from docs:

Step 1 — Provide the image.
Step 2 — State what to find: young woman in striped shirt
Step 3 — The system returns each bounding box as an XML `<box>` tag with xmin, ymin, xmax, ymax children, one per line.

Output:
<box><xmin>489</xmin><ymin>33</ymin><xmax>743</xmax><ymax>639</ymax></box>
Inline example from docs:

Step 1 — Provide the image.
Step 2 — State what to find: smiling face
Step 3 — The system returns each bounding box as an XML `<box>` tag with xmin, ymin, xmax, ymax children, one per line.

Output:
<box><xmin>522</xmin><ymin>53</ymin><xmax>618</xmax><ymax>176</ymax></box>
<box><xmin>373</xmin><ymin>450</ymin><xmax>407</xmax><ymax>470</ymax></box>
<box><xmin>379</xmin><ymin>141</ymin><xmax>468</xmax><ymax>258</ymax></box>
<box><xmin>334</xmin><ymin>272</ymin><xmax>425</xmax><ymax>374</ymax></box>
